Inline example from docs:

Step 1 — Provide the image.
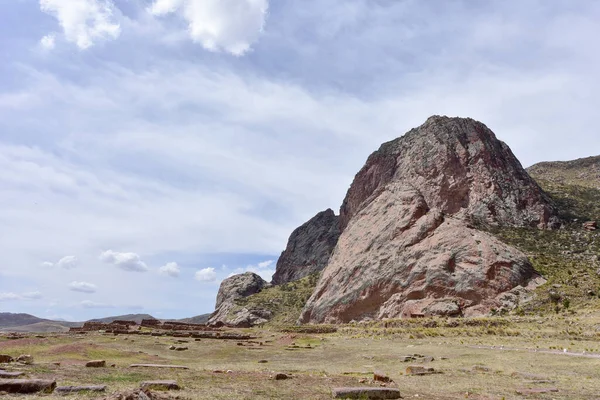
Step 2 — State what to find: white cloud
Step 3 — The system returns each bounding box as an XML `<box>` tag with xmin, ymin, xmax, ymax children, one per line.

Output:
<box><xmin>100</xmin><ymin>250</ymin><xmax>149</xmax><ymax>272</ymax></box>
<box><xmin>0</xmin><ymin>292</ymin><xmax>21</xmax><ymax>301</ymax></box>
<box><xmin>257</xmin><ymin>260</ymin><xmax>274</xmax><ymax>269</ymax></box>
<box><xmin>159</xmin><ymin>262</ymin><xmax>180</xmax><ymax>277</ymax></box>
<box><xmin>40</xmin><ymin>33</ymin><xmax>56</xmax><ymax>50</ymax></box>
<box><xmin>227</xmin><ymin>260</ymin><xmax>276</xmax><ymax>281</ymax></box>
<box><xmin>69</xmin><ymin>281</ymin><xmax>97</xmax><ymax>293</ymax></box>
<box><xmin>39</xmin><ymin>0</ymin><xmax>121</xmax><ymax>49</ymax></box>
<box><xmin>22</xmin><ymin>291</ymin><xmax>43</xmax><ymax>299</ymax></box>
<box><xmin>0</xmin><ymin>291</ymin><xmax>43</xmax><ymax>301</ymax></box>
<box><xmin>149</xmin><ymin>0</ymin><xmax>269</xmax><ymax>55</ymax></box>
<box><xmin>81</xmin><ymin>300</ymin><xmax>114</xmax><ymax>308</ymax></box>
<box><xmin>195</xmin><ymin>267</ymin><xmax>216</xmax><ymax>282</ymax></box>
<box><xmin>56</xmin><ymin>255</ymin><xmax>78</xmax><ymax>269</ymax></box>
<box><xmin>41</xmin><ymin>256</ymin><xmax>78</xmax><ymax>269</ymax></box>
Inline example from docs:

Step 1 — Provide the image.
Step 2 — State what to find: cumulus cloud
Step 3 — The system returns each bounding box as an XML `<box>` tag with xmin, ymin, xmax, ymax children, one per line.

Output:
<box><xmin>40</xmin><ymin>256</ymin><xmax>78</xmax><ymax>269</ymax></box>
<box><xmin>0</xmin><ymin>291</ymin><xmax>43</xmax><ymax>301</ymax></box>
<box><xmin>40</xmin><ymin>33</ymin><xmax>56</xmax><ymax>50</ymax></box>
<box><xmin>159</xmin><ymin>262</ymin><xmax>180</xmax><ymax>277</ymax></box>
<box><xmin>100</xmin><ymin>250</ymin><xmax>149</xmax><ymax>272</ymax></box>
<box><xmin>195</xmin><ymin>267</ymin><xmax>217</xmax><ymax>282</ymax></box>
<box><xmin>39</xmin><ymin>0</ymin><xmax>121</xmax><ymax>49</ymax></box>
<box><xmin>149</xmin><ymin>0</ymin><xmax>269</xmax><ymax>55</ymax></box>
<box><xmin>69</xmin><ymin>281</ymin><xmax>97</xmax><ymax>293</ymax></box>
<box><xmin>57</xmin><ymin>255</ymin><xmax>78</xmax><ymax>269</ymax></box>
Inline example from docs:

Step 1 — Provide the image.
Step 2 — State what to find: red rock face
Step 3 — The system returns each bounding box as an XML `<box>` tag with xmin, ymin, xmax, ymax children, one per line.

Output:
<box><xmin>300</xmin><ymin>116</ymin><xmax>556</xmax><ymax>323</ymax></box>
<box><xmin>340</xmin><ymin>116</ymin><xmax>558</xmax><ymax>230</ymax></box>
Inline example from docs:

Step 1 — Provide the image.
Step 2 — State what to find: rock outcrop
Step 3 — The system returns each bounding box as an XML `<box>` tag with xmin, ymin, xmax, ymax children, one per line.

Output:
<box><xmin>340</xmin><ymin>116</ymin><xmax>559</xmax><ymax>230</ymax></box>
<box><xmin>271</xmin><ymin>209</ymin><xmax>341</xmax><ymax>285</ymax></box>
<box><xmin>300</xmin><ymin>116</ymin><xmax>557</xmax><ymax>323</ymax></box>
<box><xmin>208</xmin><ymin>272</ymin><xmax>271</xmax><ymax>327</ymax></box>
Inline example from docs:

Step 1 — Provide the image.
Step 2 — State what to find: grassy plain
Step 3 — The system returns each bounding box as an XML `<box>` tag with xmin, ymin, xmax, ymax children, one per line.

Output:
<box><xmin>2</xmin><ymin>313</ymin><xmax>600</xmax><ymax>399</ymax></box>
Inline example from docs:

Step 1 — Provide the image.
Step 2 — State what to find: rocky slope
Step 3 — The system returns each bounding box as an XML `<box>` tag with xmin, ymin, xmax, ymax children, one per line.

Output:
<box><xmin>208</xmin><ymin>272</ymin><xmax>272</xmax><ymax>327</ymax></box>
<box><xmin>299</xmin><ymin>116</ymin><xmax>558</xmax><ymax>323</ymax></box>
<box><xmin>271</xmin><ymin>209</ymin><xmax>341</xmax><ymax>285</ymax></box>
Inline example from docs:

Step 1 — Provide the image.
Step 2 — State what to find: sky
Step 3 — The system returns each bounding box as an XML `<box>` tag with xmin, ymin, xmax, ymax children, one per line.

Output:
<box><xmin>1</xmin><ymin>0</ymin><xmax>600</xmax><ymax>322</ymax></box>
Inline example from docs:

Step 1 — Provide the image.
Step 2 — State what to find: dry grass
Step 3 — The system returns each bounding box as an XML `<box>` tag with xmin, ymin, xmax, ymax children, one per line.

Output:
<box><xmin>2</xmin><ymin>315</ymin><xmax>600</xmax><ymax>399</ymax></box>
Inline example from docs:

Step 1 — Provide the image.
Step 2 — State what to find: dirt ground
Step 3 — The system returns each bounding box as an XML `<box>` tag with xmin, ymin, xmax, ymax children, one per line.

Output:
<box><xmin>2</xmin><ymin>312</ymin><xmax>600</xmax><ymax>399</ymax></box>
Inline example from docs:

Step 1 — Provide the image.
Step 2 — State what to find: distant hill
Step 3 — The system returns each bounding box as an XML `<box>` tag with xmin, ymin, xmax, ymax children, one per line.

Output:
<box><xmin>0</xmin><ymin>313</ymin><xmax>80</xmax><ymax>333</ymax></box>
<box><xmin>528</xmin><ymin>155</ymin><xmax>600</xmax><ymax>189</ymax></box>
<box><xmin>0</xmin><ymin>312</ymin><xmax>211</xmax><ymax>333</ymax></box>
<box><xmin>88</xmin><ymin>314</ymin><xmax>157</xmax><ymax>324</ymax></box>
<box><xmin>177</xmin><ymin>313</ymin><xmax>211</xmax><ymax>324</ymax></box>
<box><xmin>528</xmin><ymin>155</ymin><xmax>600</xmax><ymax>222</ymax></box>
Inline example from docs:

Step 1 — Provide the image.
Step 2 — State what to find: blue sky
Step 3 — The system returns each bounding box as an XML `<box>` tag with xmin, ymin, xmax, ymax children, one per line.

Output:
<box><xmin>1</xmin><ymin>0</ymin><xmax>600</xmax><ymax>321</ymax></box>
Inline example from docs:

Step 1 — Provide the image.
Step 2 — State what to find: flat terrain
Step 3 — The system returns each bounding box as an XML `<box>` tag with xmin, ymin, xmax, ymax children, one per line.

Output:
<box><xmin>2</xmin><ymin>313</ymin><xmax>600</xmax><ymax>399</ymax></box>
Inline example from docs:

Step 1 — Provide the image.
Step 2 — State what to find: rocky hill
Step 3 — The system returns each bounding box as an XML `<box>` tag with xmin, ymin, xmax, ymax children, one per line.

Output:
<box><xmin>210</xmin><ymin>115</ymin><xmax>599</xmax><ymax>326</ymax></box>
<box><xmin>271</xmin><ymin>209</ymin><xmax>340</xmax><ymax>285</ymax></box>
<box><xmin>300</xmin><ymin>116</ymin><xmax>558</xmax><ymax>323</ymax></box>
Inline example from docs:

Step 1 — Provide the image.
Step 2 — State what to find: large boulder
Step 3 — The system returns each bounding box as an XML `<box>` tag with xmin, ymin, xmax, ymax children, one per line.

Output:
<box><xmin>208</xmin><ymin>272</ymin><xmax>271</xmax><ymax>327</ymax></box>
<box><xmin>300</xmin><ymin>116</ymin><xmax>556</xmax><ymax>323</ymax></box>
<box><xmin>271</xmin><ymin>209</ymin><xmax>341</xmax><ymax>285</ymax></box>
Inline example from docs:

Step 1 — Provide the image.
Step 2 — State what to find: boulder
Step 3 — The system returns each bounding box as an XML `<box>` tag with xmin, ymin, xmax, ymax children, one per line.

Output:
<box><xmin>271</xmin><ymin>209</ymin><xmax>341</xmax><ymax>285</ymax></box>
<box><xmin>140</xmin><ymin>381</ymin><xmax>180</xmax><ymax>391</ymax></box>
<box><xmin>208</xmin><ymin>272</ymin><xmax>272</xmax><ymax>327</ymax></box>
<box><xmin>332</xmin><ymin>387</ymin><xmax>401</xmax><ymax>399</ymax></box>
<box><xmin>300</xmin><ymin>116</ymin><xmax>555</xmax><ymax>323</ymax></box>
<box><xmin>85</xmin><ymin>360</ymin><xmax>106</xmax><ymax>368</ymax></box>
<box><xmin>0</xmin><ymin>379</ymin><xmax>56</xmax><ymax>394</ymax></box>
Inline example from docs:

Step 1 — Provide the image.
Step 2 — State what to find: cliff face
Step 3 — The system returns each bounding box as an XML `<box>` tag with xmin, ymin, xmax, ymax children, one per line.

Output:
<box><xmin>271</xmin><ymin>209</ymin><xmax>341</xmax><ymax>285</ymax></box>
<box><xmin>299</xmin><ymin>116</ymin><xmax>558</xmax><ymax>323</ymax></box>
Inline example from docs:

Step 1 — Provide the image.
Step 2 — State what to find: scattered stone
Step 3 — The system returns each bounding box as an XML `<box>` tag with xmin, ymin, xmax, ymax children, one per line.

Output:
<box><xmin>0</xmin><ymin>379</ymin><xmax>56</xmax><ymax>394</ymax></box>
<box><xmin>174</xmin><ymin>347</ymin><xmax>188</xmax><ymax>351</ymax></box>
<box><xmin>583</xmin><ymin>221</ymin><xmax>597</xmax><ymax>231</ymax></box>
<box><xmin>129</xmin><ymin>364</ymin><xmax>189</xmax><ymax>369</ymax></box>
<box><xmin>419</xmin><ymin>356</ymin><xmax>434</xmax><ymax>363</ymax></box>
<box><xmin>258</xmin><ymin>360</ymin><xmax>268</xmax><ymax>364</ymax></box>
<box><xmin>86</xmin><ymin>360</ymin><xmax>106</xmax><ymax>368</ymax></box>
<box><xmin>405</xmin><ymin>366</ymin><xmax>436</xmax><ymax>376</ymax></box>
<box><xmin>273</xmin><ymin>373</ymin><xmax>290</xmax><ymax>380</ymax></box>
<box><xmin>332</xmin><ymin>387</ymin><xmax>401</xmax><ymax>399</ymax></box>
<box><xmin>168</xmin><ymin>346</ymin><xmax>176</xmax><ymax>350</ymax></box>
<box><xmin>400</xmin><ymin>356</ymin><xmax>414</xmax><ymax>362</ymax></box>
<box><xmin>373</xmin><ymin>371</ymin><xmax>392</xmax><ymax>383</ymax></box>
<box><xmin>55</xmin><ymin>385</ymin><xmax>107</xmax><ymax>394</ymax></box>
<box><xmin>213</xmin><ymin>370</ymin><xmax>225</xmax><ymax>374</ymax></box>
<box><xmin>0</xmin><ymin>355</ymin><xmax>13</xmax><ymax>363</ymax></box>
<box><xmin>176</xmin><ymin>340</ymin><xmax>188</xmax><ymax>343</ymax></box>
<box><xmin>0</xmin><ymin>370</ymin><xmax>25</xmax><ymax>378</ymax></box>
<box><xmin>472</xmin><ymin>365</ymin><xmax>490</xmax><ymax>372</ymax></box>
<box><xmin>140</xmin><ymin>381</ymin><xmax>180</xmax><ymax>391</ymax></box>
<box><xmin>516</xmin><ymin>388</ymin><xmax>559</xmax><ymax>395</ymax></box>
<box><xmin>16</xmin><ymin>355</ymin><xmax>33</xmax><ymax>365</ymax></box>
